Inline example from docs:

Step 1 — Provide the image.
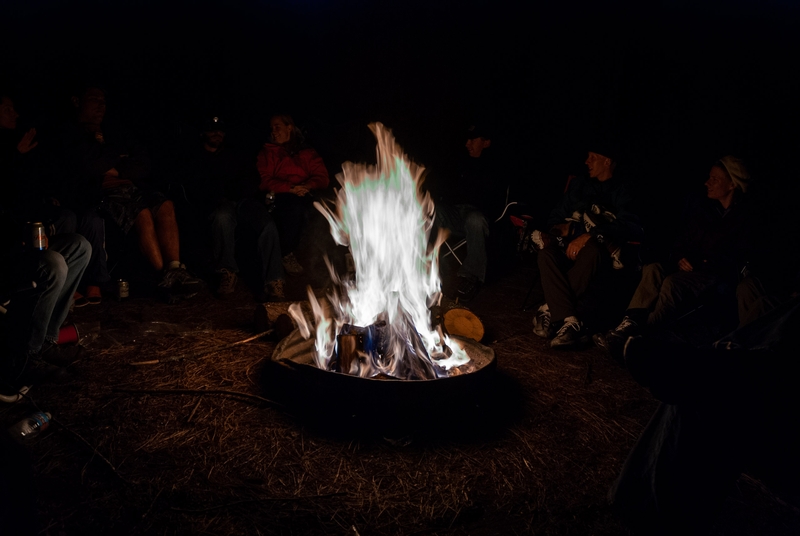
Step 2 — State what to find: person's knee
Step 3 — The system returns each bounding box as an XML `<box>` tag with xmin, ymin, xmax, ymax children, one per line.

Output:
<box><xmin>135</xmin><ymin>208</ymin><xmax>154</xmax><ymax>228</ymax></box>
<box><xmin>39</xmin><ymin>250</ymin><xmax>68</xmax><ymax>286</ymax></box>
<box><xmin>211</xmin><ymin>203</ymin><xmax>237</xmax><ymax>228</ymax></box>
<box><xmin>156</xmin><ymin>200</ymin><xmax>176</xmax><ymax>221</ymax></box>
<box><xmin>660</xmin><ymin>273</ymin><xmax>679</xmax><ymax>294</ymax></box>
<box><xmin>464</xmin><ymin>211</ymin><xmax>488</xmax><ymax>235</ymax></box>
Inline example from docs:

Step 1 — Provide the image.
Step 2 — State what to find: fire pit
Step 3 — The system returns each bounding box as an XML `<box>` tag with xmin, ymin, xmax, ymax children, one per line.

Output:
<box><xmin>265</xmin><ymin>124</ymin><xmax>496</xmax><ymax>420</ymax></box>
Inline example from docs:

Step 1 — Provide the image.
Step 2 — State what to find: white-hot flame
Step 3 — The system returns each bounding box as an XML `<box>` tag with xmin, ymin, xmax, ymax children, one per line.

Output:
<box><xmin>289</xmin><ymin>123</ymin><xmax>469</xmax><ymax>379</ymax></box>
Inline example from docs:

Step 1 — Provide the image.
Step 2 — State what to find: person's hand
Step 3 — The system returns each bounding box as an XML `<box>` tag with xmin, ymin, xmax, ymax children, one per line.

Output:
<box><xmin>291</xmin><ymin>185</ymin><xmax>311</xmax><ymax>197</ymax></box>
<box><xmin>17</xmin><ymin>128</ymin><xmax>38</xmax><ymax>154</ymax></box>
<box><xmin>567</xmin><ymin>233</ymin><xmax>591</xmax><ymax>260</ymax></box>
<box><xmin>678</xmin><ymin>257</ymin><xmax>693</xmax><ymax>272</ymax></box>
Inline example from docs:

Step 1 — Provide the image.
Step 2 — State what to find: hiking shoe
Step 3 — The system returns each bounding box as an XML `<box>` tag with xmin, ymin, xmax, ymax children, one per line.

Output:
<box><xmin>261</xmin><ymin>279</ymin><xmax>286</xmax><ymax>302</ymax></box>
<box><xmin>282</xmin><ymin>253</ymin><xmax>304</xmax><ymax>275</ymax></box>
<box><xmin>159</xmin><ymin>265</ymin><xmax>204</xmax><ymax>299</ymax></box>
<box><xmin>215</xmin><ymin>269</ymin><xmax>237</xmax><ymax>298</ymax></box>
<box><xmin>456</xmin><ymin>276</ymin><xmax>480</xmax><ymax>302</ymax></box>
<box><xmin>550</xmin><ymin>316</ymin><xmax>588</xmax><ymax>349</ymax></box>
<box><xmin>532</xmin><ymin>304</ymin><xmax>554</xmax><ymax>339</ymax></box>
<box><xmin>595</xmin><ymin>315</ymin><xmax>640</xmax><ymax>363</ymax></box>
<box><xmin>39</xmin><ymin>342</ymin><xmax>81</xmax><ymax>368</ymax></box>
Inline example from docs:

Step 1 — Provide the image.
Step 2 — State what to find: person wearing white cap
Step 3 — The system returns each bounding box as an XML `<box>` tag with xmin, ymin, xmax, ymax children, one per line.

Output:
<box><xmin>595</xmin><ymin>155</ymin><xmax>758</xmax><ymax>360</ymax></box>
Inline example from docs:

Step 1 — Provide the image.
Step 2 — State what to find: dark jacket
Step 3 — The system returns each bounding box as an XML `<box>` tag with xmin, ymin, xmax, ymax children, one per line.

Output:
<box><xmin>56</xmin><ymin>123</ymin><xmax>151</xmax><ymax>211</ymax></box>
<box><xmin>177</xmin><ymin>144</ymin><xmax>256</xmax><ymax>216</ymax></box>
<box><xmin>547</xmin><ymin>175</ymin><xmax>642</xmax><ymax>245</ymax></box>
<box><xmin>672</xmin><ymin>194</ymin><xmax>757</xmax><ymax>284</ymax></box>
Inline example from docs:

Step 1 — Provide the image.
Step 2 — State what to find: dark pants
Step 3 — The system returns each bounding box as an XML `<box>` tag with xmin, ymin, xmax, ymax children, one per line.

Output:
<box><xmin>273</xmin><ymin>193</ymin><xmax>314</xmax><ymax>255</ymax></box>
<box><xmin>435</xmin><ymin>203</ymin><xmax>489</xmax><ymax>282</ymax></box>
<box><xmin>210</xmin><ymin>199</ymin><xmax>284</xmax><ymax>285</ymax></box>
<box><xmin>537</xmin><ymin>238</ymin><xmax>610</xmax><ymax>323</ymax></box>
<box><xmin>3</xmin><ymin>234</ymin><xmax>91</xmax><ymax>382</ymax></box>
<box><xmin>76</xmin><ymin>210</ymin><xmax>110</xmax><ymax>288</ymax></box>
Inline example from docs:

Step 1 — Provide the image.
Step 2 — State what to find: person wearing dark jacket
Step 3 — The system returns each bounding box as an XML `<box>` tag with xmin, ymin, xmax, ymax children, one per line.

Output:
<box><xmin>1</xmin><ymin>206</ymin><xmax>90</xmax><ymax>393</ymax></box>
<box><xmin>595</xmin><ymin>156</ymin><xmax>757</xmax><ymax>354</ymax></box>
<box><xmin>176</xmin><ymin>116</ymin><xmax>285</xmax><ymax>301</ymax></box>
<box><xmin>531</xmin><ymin>148</ymin><xmax>643</xmax><ymax>349</ymax></box>
<box><xmin>59</xmin><ymin>86</ymin><xmax>202</xmax><ymax>301</ymax></box>
<box><xmin>432</xmin><ymin>124</ymin><xmax>506</xmax><ymax>302</ymax></box>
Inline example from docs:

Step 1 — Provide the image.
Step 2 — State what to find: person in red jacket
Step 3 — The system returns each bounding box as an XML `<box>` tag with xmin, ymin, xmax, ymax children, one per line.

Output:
<box><xmin>256</xmin><ymin>114</ymin><xmax>329</xmax><ymax>274</ymax></box>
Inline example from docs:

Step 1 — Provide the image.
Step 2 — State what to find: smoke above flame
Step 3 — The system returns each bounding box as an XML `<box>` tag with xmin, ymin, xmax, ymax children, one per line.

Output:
<box><xmin>288</xmin><ymin>123</ymin><xmax>470</xmax><ymax>380</ymax></box>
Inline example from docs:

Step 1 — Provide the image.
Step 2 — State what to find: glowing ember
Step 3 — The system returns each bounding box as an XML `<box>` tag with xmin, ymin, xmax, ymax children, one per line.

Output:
<box><xmin>287</xmin><ymin>123</ymin><xmax>470</xmax><ymax>380</ymax></box>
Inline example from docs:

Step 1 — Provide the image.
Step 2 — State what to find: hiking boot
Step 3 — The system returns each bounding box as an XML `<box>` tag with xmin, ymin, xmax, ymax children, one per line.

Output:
<box><xmin>595</xmin><ymin>315</ymin><xmax>641</xmax><ymax>364</ymax></box>
<box><xmin>39</xmin><ymin>342</ymin><xmax>81</xmax><ymax>368</ymax></box>
<box><xmin>456</xmin><ymin>276</ymin><xmax>480</xmax><ymax>302</ymax></box>
<box><xmin>282</xmin><ymin>253</ymin><xmax>304</xmax><ymax>275</ymax></box>
<box><xmin>215</xmin><ymin>269</ymin><xmax>237</xmax><ymax>298</ymax></box>
<box><xmin>550</xmin><ymin>316</ymin><xmax>588</xmax><ymax>349</ymax></box>
<box><xmin>260</xmin><ymin>279</ymin><xmax>286</xmax><ymax>302</ymax></box>
<box><xmin>532</xmin><ymin>304</ymin><xmax>553</xmax><ymax>339</ymax></box>
<box><xmin>159</xmin><ymin>265</ymin><xmax>204</xmax><ymax>300</ymax></box>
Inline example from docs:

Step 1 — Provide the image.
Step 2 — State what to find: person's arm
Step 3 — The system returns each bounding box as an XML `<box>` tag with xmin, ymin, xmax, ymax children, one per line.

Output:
<box><xmin>300</xmin><ymin>148</ymin><xmax>330</xmax><ymax>191</ymax></box>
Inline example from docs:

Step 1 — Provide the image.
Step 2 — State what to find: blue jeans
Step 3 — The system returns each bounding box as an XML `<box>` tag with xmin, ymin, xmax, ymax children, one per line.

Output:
<box><xmin>435</xmin><ymin>203</ymin><xmax>488</xmax><ymax>282</ymax></box>
<box><xmin>210</xmin><ymin>199</ymin><xmax>284</xmax><ymax>284</ymax></box>
<box><xmin>77</xmin><ymin>210</ymin><xmax>110</xmax><ymax>287</ymax></box>
<box><xmin>11</xmin><ymin>234</ymin><xmax>91</xmax><ymax>355</ymax></box>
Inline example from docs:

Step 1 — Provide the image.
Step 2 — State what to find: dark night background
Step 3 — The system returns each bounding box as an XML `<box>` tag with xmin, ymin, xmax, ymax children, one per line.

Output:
<box><xmin>3</xmin><ymin>0</ymin><xmax>800</xmax><ymax>230</ymax></box>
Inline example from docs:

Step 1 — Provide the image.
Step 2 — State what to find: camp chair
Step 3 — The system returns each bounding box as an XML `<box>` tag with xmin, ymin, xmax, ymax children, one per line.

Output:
<box><xmin>441</xmin><ymin>186</ymin><xmax>518</xmax><ymax>265</ymax></box>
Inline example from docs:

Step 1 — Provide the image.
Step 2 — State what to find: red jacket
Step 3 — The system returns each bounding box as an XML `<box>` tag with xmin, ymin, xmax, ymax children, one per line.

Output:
<box><xmin>256</xmin><ymin>143</ymin><xmax>329</xmax><ymax>193</ymax></box>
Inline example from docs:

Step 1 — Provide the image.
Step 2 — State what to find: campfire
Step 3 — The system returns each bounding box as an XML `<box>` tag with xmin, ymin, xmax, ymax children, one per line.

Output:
<box><xmin>282</xmin><ymin>123</ymin><xmax>491</xmax><ymax>381</ymax></box>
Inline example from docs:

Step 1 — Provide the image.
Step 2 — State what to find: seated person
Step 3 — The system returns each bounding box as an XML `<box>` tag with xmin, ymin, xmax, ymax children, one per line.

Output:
<box><xmin>176</xmin><ymin>116</ymin><xmax>285</xmax><ymax>301</ymax></box>
<box><xmin>530</xmin><ymin>146</ymin><xmax>642</xmax><ymax>349</ymax></box>
<box><xmin>610</xmin><ymin>296</ymin><xmax>800</xmax><ymax>535</ymax></box>
<box><xmin>58</xmin><ymin>86</ymin><xmax>202</xmax><ymax>301</ymax></box>
<box><xmin>431</xmin><ymin>124</ymin><xmax>503</xmax><ymax>302</ymax></box>
<box><xmin>0</xmin><ymin>90</ymin><xmax>106</xmax><ymax>306</ymax></box>
<box><xmin>256</xmin><ymin>114</ymin><xmax>330</xmax><ymax>274</ymax></box>
<box><xmin>595</xmin><ymin>156</ymin><xmax>757</xmax><ymax>356</ymax></box>
<box><xmin>1</xmin><ymin>209</ymin><xmax>90</xmax><ymax>393</ymax></box>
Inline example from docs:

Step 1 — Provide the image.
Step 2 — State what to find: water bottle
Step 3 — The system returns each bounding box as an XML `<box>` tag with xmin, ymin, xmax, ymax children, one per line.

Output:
<box><xmin>8</xmin><ymin>411</ymin><xmax>52</xmax><ymax>443</ymax></box>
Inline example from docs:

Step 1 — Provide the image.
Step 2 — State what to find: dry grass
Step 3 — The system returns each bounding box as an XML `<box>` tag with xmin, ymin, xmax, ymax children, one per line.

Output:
<box><xmin>3</xmin><ymin>259</ymin><xmax>798</xmax><ymax>535</ymax></box>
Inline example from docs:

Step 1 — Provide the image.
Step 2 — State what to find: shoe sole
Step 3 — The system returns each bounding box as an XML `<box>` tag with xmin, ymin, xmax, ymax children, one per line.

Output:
<box><xmin>550</xmin><ymin>334</ymin><xmax>590</xmax><ymax>350</ymax></box>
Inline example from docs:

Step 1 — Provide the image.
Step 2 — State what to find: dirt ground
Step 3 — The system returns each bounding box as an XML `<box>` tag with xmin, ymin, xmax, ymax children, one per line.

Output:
<box><xmin>3</xmin><ymin>250</ymin><xmax>799</xmax><ymax>536</ymax></box>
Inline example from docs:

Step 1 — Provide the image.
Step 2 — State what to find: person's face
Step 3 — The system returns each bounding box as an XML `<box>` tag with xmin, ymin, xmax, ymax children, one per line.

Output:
<box><xmin>585</xmin><ymin>151</ymin><xmax>612</xmax><ymax>180</ymax></box>
<box><xmin>705</xmin><ymin>165</ymin><xmax>735</xmax><ymax>201</ymax></box>
<box><xmin>0</xmin><ymin>97</ymin><xmax>19</xmax><ymax>129</ymax></box>
<box><xmin>77</xmin><ymin>88</ymin><xmax>107</xmax><ymax>125</ymax></box>
<box><xmin>204</xmin><ymin>129</ymin><xmax>225</xmax><ymax>148</ymax></box>
<box><xmin>271</xmin><ymin>118</ymin><xmax>293</xmax><ymax>145</ymax></box>
<box><xmin>465</xmin><ymin>137</ymin><xmax>491</xmax><ymax>158</ymax></box>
